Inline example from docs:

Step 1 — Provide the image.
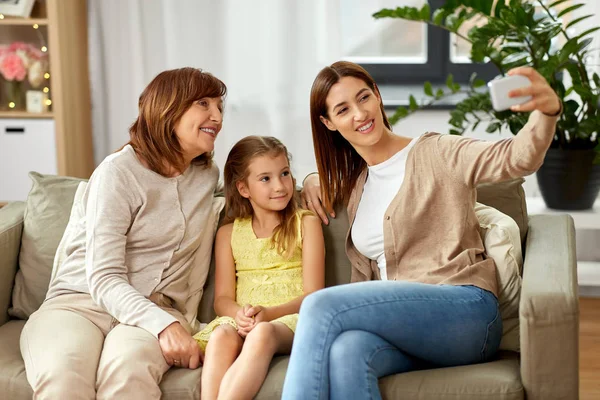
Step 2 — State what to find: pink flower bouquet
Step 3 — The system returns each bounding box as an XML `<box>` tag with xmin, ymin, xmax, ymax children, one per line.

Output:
<box><xmin>0</xmin><ymin>41</ymin><xmax>48</xmax><ymax>87</ymax></box>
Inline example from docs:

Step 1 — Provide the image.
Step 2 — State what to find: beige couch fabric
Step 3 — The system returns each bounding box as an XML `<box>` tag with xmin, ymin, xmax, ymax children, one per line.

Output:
<box><xmin>475</xmin><ymin>203</ymin><xmax>523</xmax><ymax>352</ymax></box>
<box><xmin>0</xmin><ymin>174</ymin><xmax>579</xmax><ymax>400</ymax></box>
<box><xmin>9</xmin><ymin>173</ymin><xmax>85</xmax><ymax>319</ymax></box>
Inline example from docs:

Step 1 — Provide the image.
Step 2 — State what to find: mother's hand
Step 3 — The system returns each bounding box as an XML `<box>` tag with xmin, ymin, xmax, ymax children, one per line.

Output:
<box><xmin>300</xmin><ymin>173</ymin><xmax>335</xmax><ymax>225</ymax></box>
<box><xmin>158</xmin><ymin>322</ymin><xmax>203</xmax><ymax>369</ymax></box>
<box><xmin>507</xmin><ymin>67</ymin><xmax>561</xmax><ymax>116</ymax></box>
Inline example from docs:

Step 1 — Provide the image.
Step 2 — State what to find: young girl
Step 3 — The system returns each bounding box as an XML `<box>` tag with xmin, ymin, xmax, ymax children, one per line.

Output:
<box><xmin>194</xmin><ymin>136</ymin><xmax>325</xmax><ymax>400</ymax></box>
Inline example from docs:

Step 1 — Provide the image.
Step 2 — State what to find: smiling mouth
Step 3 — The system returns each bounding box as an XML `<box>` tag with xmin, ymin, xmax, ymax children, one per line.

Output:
<box><xmin>357</xmin><ymin>120</ymin><xmax>374</xmax><ymax>132</ymax></box>
<box><xmin>200</xmin><ymin>127</ymin><xmax>217</xmax><ymax>136</ymax></box>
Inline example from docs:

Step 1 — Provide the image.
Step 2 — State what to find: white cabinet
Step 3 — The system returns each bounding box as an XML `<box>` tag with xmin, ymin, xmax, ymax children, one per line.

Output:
<box><xmin>0</xmin><ymin>118</ymin><xmax>57</xmax><ymax>201</ymax></box>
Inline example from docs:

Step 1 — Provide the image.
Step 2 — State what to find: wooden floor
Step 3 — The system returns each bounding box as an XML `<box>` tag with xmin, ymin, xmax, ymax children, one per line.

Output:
<box><xmin>580</xmin><ymin>297</ymin><xmax>600</xmax><ymax>400</ymax></box>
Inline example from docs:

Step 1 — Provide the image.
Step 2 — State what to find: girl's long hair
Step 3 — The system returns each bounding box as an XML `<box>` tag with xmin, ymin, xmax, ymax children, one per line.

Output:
<box><xmin>126</xmin><ymin>67</ymin><xmax>227</xmax><ymax>177</ymax></box>
<box><xmin>224</xmin><ymin>136</ymin><xmax>300</xmax><ymax>258</ymax></box>
<box><xmin>309</xmin><ymin>61</ymin><xmax>391</xmax><ymax>209</ymax></box>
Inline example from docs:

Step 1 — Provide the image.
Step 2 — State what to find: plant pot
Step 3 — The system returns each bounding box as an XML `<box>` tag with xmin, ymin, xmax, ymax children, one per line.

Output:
<box><xmin>536</xmin><ymin>148</ymin><xmax>600</xmax><ymax>210</ymax></box>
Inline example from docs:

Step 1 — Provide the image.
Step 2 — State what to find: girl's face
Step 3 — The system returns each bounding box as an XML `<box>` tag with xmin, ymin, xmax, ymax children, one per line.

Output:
<box><xmin>320</xmin><ymin>76</ymin><xmax>386</xmax><ymax>151</ymax></box>
<box><xmin>174</xmin><ymin>97</ymin><xmax>223</xmax><ymax>162</ymax></box>
<box><xmin>237</xmin><ymin>153</ymin><xmax>294</xmax><ymax>213</ymax></box>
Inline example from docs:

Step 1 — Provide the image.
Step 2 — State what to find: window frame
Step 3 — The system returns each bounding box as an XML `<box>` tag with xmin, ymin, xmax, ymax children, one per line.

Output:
<box><xmin>357</xmin><ymin>0</ymin><xmax>500</xmax><ymax>85</ymax></box>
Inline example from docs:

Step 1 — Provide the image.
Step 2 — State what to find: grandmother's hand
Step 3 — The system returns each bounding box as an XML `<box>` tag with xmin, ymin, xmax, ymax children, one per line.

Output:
<box><xmin>158</xmin><ymin>322</ymin><xmax>203</xmax><ymax>369</ymax></box>
<box><xmin>507</xmin><ymin>67</ymin><xmax>561</xmax><ymax>116</ymax></box>
<box><xmin>300</xmin><ymin>173</ymin><xmax>335</xmax><ymax>225</ymax></box>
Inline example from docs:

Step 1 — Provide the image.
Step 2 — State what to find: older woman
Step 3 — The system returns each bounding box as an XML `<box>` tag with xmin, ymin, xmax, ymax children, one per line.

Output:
<box><xmin>20</xmin><ymin>67</ymin><xmax>225</xmax><ymax>399</ymax></box>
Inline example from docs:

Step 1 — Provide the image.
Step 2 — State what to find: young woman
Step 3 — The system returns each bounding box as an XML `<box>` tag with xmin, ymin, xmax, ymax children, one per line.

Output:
<box><xmin>282</xmin><ymin>61</ymin><xmax>561</xmax><ymax>400</ymax></box>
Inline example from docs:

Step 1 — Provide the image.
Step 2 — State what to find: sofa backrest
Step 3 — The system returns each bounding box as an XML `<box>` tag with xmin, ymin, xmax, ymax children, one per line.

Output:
<box><xmin>196</xmin><ymin>178</ymin><xmax>528</xmax><ymax>323</ymax></box>
<box><xmin>5</xmin><ymin>172</ymin><xmax>527</xmax><ymax>325</ymax></box>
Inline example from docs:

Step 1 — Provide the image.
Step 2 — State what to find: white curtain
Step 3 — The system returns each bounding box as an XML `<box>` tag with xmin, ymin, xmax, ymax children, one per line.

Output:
<box><xmin>88</xmin><ymin>0</ymin><xmax>342</xmax><ymax>179</ymax></box>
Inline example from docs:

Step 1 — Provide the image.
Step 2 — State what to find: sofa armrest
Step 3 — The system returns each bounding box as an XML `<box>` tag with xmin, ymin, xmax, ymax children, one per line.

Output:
<box><xmin>0</xmin><ymin>202</ymin><xmax>25</xmax><ymax>327</ymax></box>
<box><xmin>520</xmin><ymin>214</ymin><xmax>578</xmax><ymax>400</ymax></box>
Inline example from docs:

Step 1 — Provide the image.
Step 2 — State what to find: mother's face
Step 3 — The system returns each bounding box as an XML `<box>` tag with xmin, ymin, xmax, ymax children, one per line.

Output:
<box><xmin>174</xmin><ymin>97</ymin><xmax>223</xmax><ymax>161</ymax></box>
<box><xmin>319</xmin><ymin>76</ymin><xmax>385</xmax><ymax>150</ymax></box>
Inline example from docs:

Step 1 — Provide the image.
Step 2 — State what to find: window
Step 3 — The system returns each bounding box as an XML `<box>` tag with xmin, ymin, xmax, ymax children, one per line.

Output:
<box><xmin>340</xmin><ymin>0</ymin><xmax>499</xmax><ymax>85</ymax></box>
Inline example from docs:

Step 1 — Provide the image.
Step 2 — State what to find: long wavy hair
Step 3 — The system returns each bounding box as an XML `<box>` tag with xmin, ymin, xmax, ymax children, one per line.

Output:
<box><xmin>224</xmin><ymin>136</ymin><xmax>300</xmax><ymax>258</ymax></box>
<box><xmin>126</xmin><ymin>67</ymin><xmax>227</xmax><ymax>177</ymax></box>
<box><xmin>310</xmin><ymin>61</ymin><xmax>392</xmax><ymax>209</ymax></box>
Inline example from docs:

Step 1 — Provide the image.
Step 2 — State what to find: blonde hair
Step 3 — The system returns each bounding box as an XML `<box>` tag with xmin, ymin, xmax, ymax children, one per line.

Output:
<box><xmin>224</xmin><ymin>136</ymin><xmax>300</xmax><ymax>258</ymax></box>
<box><xmin>126</xmin><ymin>67</ymin><xmax>227</xmax><ymax>177</ymax></box>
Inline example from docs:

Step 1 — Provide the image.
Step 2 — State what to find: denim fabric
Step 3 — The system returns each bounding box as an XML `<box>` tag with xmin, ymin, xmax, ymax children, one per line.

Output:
<box><xmin>282</xmin><ymin>282</ymin><xmax>502</xmax><ymax>400</ymax></box>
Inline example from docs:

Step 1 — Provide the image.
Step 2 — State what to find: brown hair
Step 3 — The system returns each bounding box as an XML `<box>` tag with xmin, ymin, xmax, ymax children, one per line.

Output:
<box><xmin>126</xmin><ymin>67</ymin><xmax>227</xmax><ymax>177</ymax></box>
<box><xmin>224</xmin><ymin>136</ymin><xmax>300</xmax><ymax>258</ymax></box>
<box><xmin>310</xmin><ymin>61</ymin><xmax>391</xmax><ymax>210</ymax></box>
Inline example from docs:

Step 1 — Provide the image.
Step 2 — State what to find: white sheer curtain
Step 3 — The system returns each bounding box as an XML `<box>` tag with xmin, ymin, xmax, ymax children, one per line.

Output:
<box><xmin>87</xmin><ymin>0</ymin><xmax>342</xmax><ymax>178</ymax></box>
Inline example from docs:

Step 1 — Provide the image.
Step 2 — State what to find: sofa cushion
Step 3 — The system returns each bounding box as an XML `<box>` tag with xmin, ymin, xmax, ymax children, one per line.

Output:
<box><xmin>476</xmin><ymin>178</ymin><xmax>528</xmax><ymax>244</ymax></box>
<box><xmin>159</xmin><ymin>365</ymin><xmax>202</xmax><ymax>399</ymax></box>
<box><xmin>50</xmin><ymin>181</ymin><xmax>87</xmax><ymax>284</ymax></box>
<box><xmin>378</xmin><ymin>353</ymin><xmax>523</xmax><ymax>400</ymax></box>
<box><xmin>186</xmin><ymin>197</ymin><xmax>224</xmax><ymax>332</ymax></box>
<box><xmin>254</xmin><ymin>354</ymin><xmax>523</xmax><ymax>400</ymax></box>
<box><xmin>475</xmin><ymin>203</ymin><xmax>523</xmax><ymax>352</ymax></box>
<box><xmin>323</xmin><ymin>205</ymin><xmax>352</xmax><ymax>287</ymax></box>
<box><xmin>0</xmin><ymin>320</ymin><xmax>33</xmax><ymax>399</ymax></box>
<box><xmin>0</xmin><ymin>202</ymin><xmax>25</xmax><ymax>326</ymax></box>
<box><xmin>9</xmin><ymin>172</ymin><xmax>85</xmax><ymax>319</ymax></box>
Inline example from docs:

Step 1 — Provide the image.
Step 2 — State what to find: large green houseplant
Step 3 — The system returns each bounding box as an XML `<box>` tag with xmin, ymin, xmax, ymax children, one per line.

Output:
<box><xmin>375</xmin><ymin>0</ymin><xmax>600</xmax><ymax>209</ymax></box>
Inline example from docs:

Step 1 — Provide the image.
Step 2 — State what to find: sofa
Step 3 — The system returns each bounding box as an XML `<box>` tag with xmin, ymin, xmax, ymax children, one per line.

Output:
<box><xmin>0</xmin><ymin>174</ymin><xmax>579</xmax><ymax>399</ymax></box>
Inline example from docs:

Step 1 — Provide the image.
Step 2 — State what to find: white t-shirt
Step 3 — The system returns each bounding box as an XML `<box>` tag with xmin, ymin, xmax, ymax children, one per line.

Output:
<box><xmin>351</xmin><ymin>138</ymin><xmax>418</xmax><ymax>280</ymax></box>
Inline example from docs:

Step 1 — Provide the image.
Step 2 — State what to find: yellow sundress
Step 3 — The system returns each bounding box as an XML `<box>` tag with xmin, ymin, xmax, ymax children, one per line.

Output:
<box><xmin>193</xmin><ymin>210</ymin><xmax>307</xmax><ymax>350</ymax></box>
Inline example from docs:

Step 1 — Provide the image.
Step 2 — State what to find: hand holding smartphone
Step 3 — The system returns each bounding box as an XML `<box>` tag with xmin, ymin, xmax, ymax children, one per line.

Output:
<box><xmin>488</xmin><ymin>75</ymin><xmax>532</xmax><ymax>112</ymax></box>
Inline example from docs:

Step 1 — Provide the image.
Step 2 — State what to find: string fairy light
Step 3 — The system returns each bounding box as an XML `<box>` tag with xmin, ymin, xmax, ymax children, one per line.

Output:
<box><xmin>3</xmin><ymin>15</ymin><xmax>52</xmax><ymax>111</ymax></box>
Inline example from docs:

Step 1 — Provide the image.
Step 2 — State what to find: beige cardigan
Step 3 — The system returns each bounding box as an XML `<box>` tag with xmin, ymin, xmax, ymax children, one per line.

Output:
<box><xmin>47</xmin><ymin>145</ymin><xmax>219</xmax><ymax>337</ymax></box>
<box><xmin>345</xmin><ymin>110</ymin><xmax>559</xmax><ymax>297</ymax></box>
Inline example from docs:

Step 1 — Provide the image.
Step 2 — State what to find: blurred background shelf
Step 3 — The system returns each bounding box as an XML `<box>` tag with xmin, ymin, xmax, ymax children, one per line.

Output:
<box><xmin>0</xmin><ymin>18</ymin><xmax>48</xmax><ymax>26</ymax></box>
<box><xmin>0</xmin><ymin>0</ymin><xmax>93</xmax><ymax>204</ymax></box>
<box><xmin>0</xmin><ymin>111</ymin><xmax>53</xmax><ymax>119</ymax></box>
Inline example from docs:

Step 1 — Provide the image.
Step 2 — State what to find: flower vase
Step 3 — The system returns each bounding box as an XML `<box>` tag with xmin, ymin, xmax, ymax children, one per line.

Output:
<box><xmin>4</xmin><ymin>80</ymin><xmax>26</xmax><ymax>110</ymax></box>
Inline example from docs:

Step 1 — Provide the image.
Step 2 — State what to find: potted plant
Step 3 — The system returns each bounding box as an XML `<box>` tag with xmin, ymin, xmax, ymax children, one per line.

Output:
<box><xmin>375</xmin><ymin>0</ymin><xmax>600</xmax><ymax>210</ymax></box>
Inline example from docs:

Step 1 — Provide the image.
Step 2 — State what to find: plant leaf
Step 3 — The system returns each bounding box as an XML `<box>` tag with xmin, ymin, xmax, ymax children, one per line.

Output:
<box><xmin>486</xmin><ymin>122</ymin><xmax>501</xmax><ymax>133</ymax></box>
<box><xmin>548</xmin><ymin>0</ymin><xmax>572</xmax><ymax>8</ymax></box>
<box><xmin>389</xmin><ymin>106</ymin><xmax>409</xmax><ymax>125</ymax></box>
<box><xmin>424</xmin><ymin>81</ymin><xmax>433</xmax><ymax>96</ymax></box>
<box><xmin>446</xmin><ymin>74</ymin><xmax>455</xmax><ymax>90</ymax></box>
<box><xmin>473</xmin><ymin>79</ymin><xmax>486</xmax><ymax>88</ymax></box>
<box><xmin>578</xmin><ymin>27</ymin><xmax>600</xmax><ymax>40</ymax></box>
<box><xmin>593</xmin><ymin>73</ymin><xmax>600</xmax><ymax>88</ymax></box>
<box><xmin>409</xmin><ymin>95</ymin><xmax>418</xmax><ymax>111</ymax></box>
<box><xmin>557</xmin><ymin>4</ymin><xmax>585</xmax><ymax>19</ymax></box>
<box><xmin>420</xmin><ymin>3</ymin><xmax>431</xmax><ymax>20</ymax></box>
<box><xmin>433</xmin><ymin>8</ymin><xmax>446</xmax><ymax>25</ymax></box>
<box><xmin>565</xmin><ymin>14</ymin><xmax>593</xmax><ymax>30</ymax></box>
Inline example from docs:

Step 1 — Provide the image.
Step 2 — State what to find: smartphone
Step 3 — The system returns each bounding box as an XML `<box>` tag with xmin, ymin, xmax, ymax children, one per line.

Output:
<box><xmin>488</xmin><ymin>75</ymin><xmax>532</xmax><ymax>112</ymax></box>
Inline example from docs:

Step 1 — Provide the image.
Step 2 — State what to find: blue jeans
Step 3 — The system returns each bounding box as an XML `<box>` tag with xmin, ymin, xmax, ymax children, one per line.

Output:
<box><xmin>281</xmin><ymin>282</ymin><xmax>502</xmax><ymax>400</ymax></box>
